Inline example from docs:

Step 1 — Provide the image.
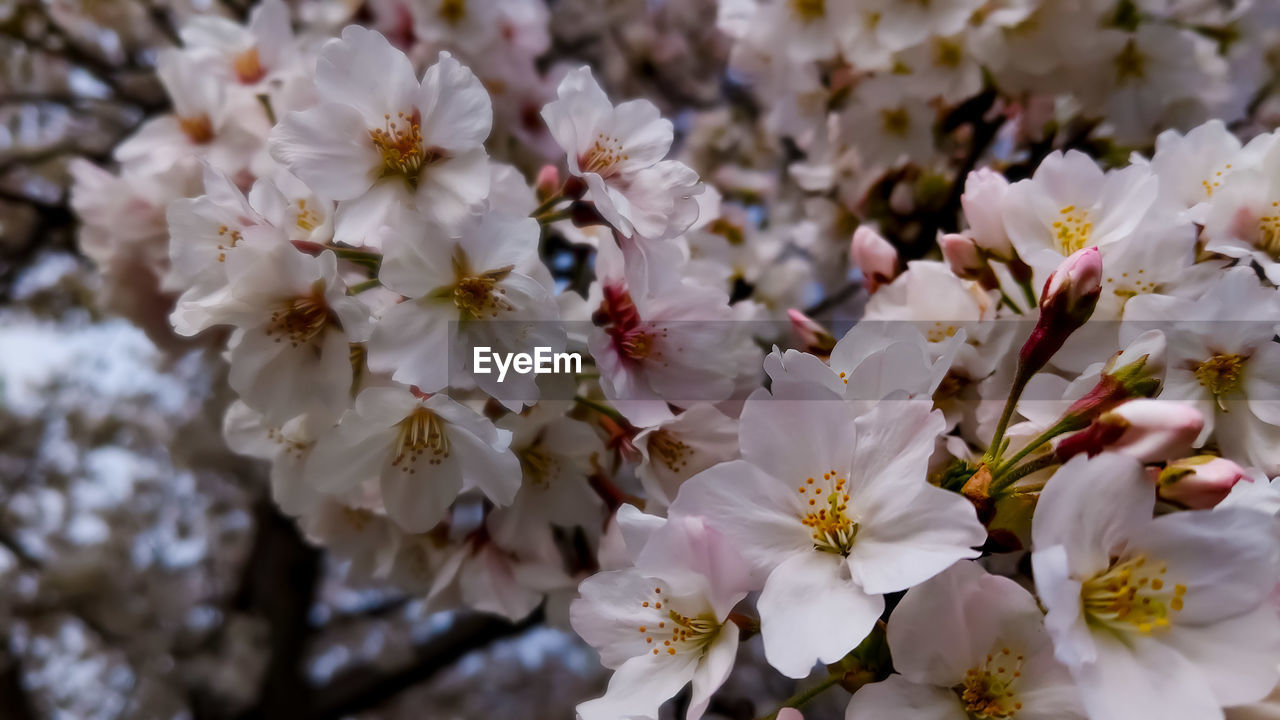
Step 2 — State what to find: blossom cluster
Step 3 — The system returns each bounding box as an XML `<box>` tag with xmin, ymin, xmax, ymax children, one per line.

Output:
<box><xmin>66</xmin><ymin>1</ymin><xmax>1280</xmax><ymax>719</ymax></box>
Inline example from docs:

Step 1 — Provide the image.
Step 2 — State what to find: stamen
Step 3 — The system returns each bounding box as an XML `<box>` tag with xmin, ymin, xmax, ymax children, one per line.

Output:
<box><xmin>370</xmin><ymin>112</ymin><xmax>440</xmax><ymax>186</ymax></box>
<box><xmin>635</xmin><ymin>586</ymin><xmax>719</xmax><ymax>657</ymax></box>
<box><xmin>179</xmin><ymin>115</ymin><xmax>215</xmax><ymax>144</ymax></box>
<box><xmin>391</xmin><ymin>407</ymin><xmax>451</xmax><ymax>471</ymax></box>
<box><xmin>799</xmin><ymin>470</ymin><xmax>858</xmax><ymax>555</ymax></box>
<box><xmin>579</xmin><ymin>133</ymin><xmax>628</xmax><ymax>177</ymax></box>
<box><xmin>233</xmin><ymin>47</ymin><xmax>266</xmax><ymax>84</ymax></box>
<box><xmin>790</xmin><ymin>0</ymin><xmax>825</xmax><ymax>21</ymax></box>
<box><xmin>1194</xmin><ymin>352</ymin><xmax>1246</xmax><ymax>408</ymax></box>
<box><xmin>266</xmin><ymin>288</ymin><xmax>336</xmax><ymax>347</ymax></box>
<box><xmin>1052</xmin><ymin>205</ymin><xmax>1093</xmax><ymax>255</ymax></box>
<box><xmin>1082</xmin><ymin>554</ymin><xmax>1186</xmax><ymax>634</ymax></box>
<box><xmin>647</xmin><ymin>430</ymin><xmax>692</xmax><ymax>473</ymax></box>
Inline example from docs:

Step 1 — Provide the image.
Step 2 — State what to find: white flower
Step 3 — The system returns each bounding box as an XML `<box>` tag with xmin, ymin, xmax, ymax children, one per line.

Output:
<box><xmin>571</xmin><ymin>511</ymin><xmax>750</xmax><ymax>720</ymax></box>
<box><xmin>303</xmin><ymin>386</ymin><xmax>520</xmax><ymax>532</ymax></box>
<box><xmin>366</xmin><ymin>210</ymin><xmax>564</xmax><ymax>409</ymax></box>
<box><xmin>180</xmin><ymin>0</ymin><xmax>297</xmax><ymax>86</ymax></box>
<box><xmin>171</xmin><ymin>241</ymin><xmax>371</xmax><ymax>426</ymax></box>
<box><xmin>1123</xmin><ymin>267</ymin><xmax>1280</xmax><ymax>473</ymax></box>
<box><xmin>1003</xmin><ymin>150</ymin><xmax>1158</xmax><ymax>273</ymax></box>
<box><xmin>669</xmin><ymin>398</ymin><xmax>986</xmax><ymax>678</ymax></box>
<box><xmin>1032</xmin><ymin>453</ymin><xmax>1280</xmax><ymax>720</ymax></box>
<box><xmin>634</xmin><ymin>404</ymin><xmax>740</xmax><ymax>508</ymax></box>
<box><xmin>848</xmin><ymin>561</ymin><xmax>1084</xmax><ymax>720</ymax></box>
<box><xmin>222</xmin><ymin>400</ymin><xmax>323</xmax><ymax>515</ymax></box>
<box><xmin>541</xmin><ymin>66</ymin><xmax>702</xmax><ymax>240</ymax></box>
<box><xmin>269</xmin><ymin>27</ymin><xmax>492</xmax><ymax>241</ymax></box>
<box><xmin>1202</xmin><ymin>138</ymin><xmax>1280</xmax><ymax>285</ymax></box>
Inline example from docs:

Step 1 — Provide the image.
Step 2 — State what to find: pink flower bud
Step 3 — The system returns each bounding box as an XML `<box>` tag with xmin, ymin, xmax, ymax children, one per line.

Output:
<box><xmin>939</xmin><ymin>232</ymin><xmax>996</xmax><ymax>287</ymax></box>
<box><xmin>1158</xmin><ymin>456</ymin><xmax>1249</xmax><ymax>509</ymax></box>
<box><xmin>1058</xmin><ymin>400</ymin><xmax>1202</xmax><ymax>463</ymax></box>
<box><xmin>1062</xmin><ymin>330</ymin><xmax>1167</xmax><ymax>424</ymax></box>
<box><xmin>535</xmin><ymin>164</ymin><xmax>560</xmax><ymax>201</ymax></box>
<box><xmin>788</xmin><ymin>309</ymin><xmax>836</xmax><ymax>355</ymax></box>
<box><xmin>777</xmin><ymin>710</ymin><xmax>804</xmax><ymax>720</ymax></box>
<box><xmin>1041</xmin><ymin>246</ymin><xmax>1103</xmax><ymax>315</ymax></box>
<box><xmin>960</xmin><ymin>168</ymin><xmax>1014</xmax><ymax>259</ymax></box>
<box><xmin>851</xmin><ymin>226</ymin><xmax>898</xmax><ymax>293</ymax></box>
<box><xmin>1019</xmin><ymin>247</ymin><xmax>1103</xmax><ymax>375</ymax></box>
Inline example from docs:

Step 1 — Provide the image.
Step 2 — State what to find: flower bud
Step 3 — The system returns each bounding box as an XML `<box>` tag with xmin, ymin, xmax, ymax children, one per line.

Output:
<box><xmin>851</xmin><ymin>226</ymin><xmax>898</xmax><ymax>293</ymax></box>
<box><xmin>1158</xmin><ymin>456</ymin><xmax>1248</xmax><ymax>509</ymax></box>
<box><xmin>1019</xmin><ymin>247</ymin><xmax>1103</xmax><ymax>375</ymax></box>
<box><xmin>778</xmin><ymin>710</ymin><xmax>804</xmax><ymax>720</ymax></box>
<box><xmin>940</xmin><ymin>232</ymin><xmax>997</xmax><ymax>288</ymax></box>
<box><xmin>960</xmin><ymin>168</ymin><xmax>1014</xmax><ymax>259</ymax></box>
<box><xmin>535</xmin><ymin>164</ymin><xmax>560</xmax><ymax>201</ymax></box>
<box><xmin>788</xmin><ymin>309</ymin><xmax>836</xmax><ymax>356</ymax></box>
<box><xmin>1063</xmin><ymin>330</ymin><xmax>1166</xmax><ymax>422</ymax></box>
<box><xmin>1058</xmin><ymin>400</ymin><xmax>1203</xmax><ymax>463</ymax></box>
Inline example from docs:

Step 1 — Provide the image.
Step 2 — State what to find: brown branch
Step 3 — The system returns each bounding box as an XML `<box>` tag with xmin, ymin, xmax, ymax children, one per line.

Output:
<box><xmin>303</xmin><ymin>611</ymin><xmax>543</xmax><ymax>720</ymax></box>
<box><xmin>0</xmin><ymin>641</ymin><xmax>39</xmax><ymax>720</ymax></box>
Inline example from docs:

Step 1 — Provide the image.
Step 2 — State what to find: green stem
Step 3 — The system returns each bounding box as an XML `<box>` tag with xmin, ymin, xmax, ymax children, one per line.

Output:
<box><xmin>348</xmin><ymin>278</ymin><xmax>381</xmax><ymax>295</ymax></box>
<box><xmin>983</xmin><ymin>362</ymin><xmax>1033</xmax><ymax>465</ymax></box>
<box><xmin>530</xmin><ymin>190</ymin><xmax>565</xmax><ymax>218</ymax></box>
<box><xmin>1018</xmin><ymin>275</ymin><xmax>1038</xmax><ymax>310</ymax></box>
<box><xmin>998</xmin><ymin>289</ymin><xmax>1023</xmax><ymax>314</ymax></box>
<box><xmin>760</xmin><ymin>674</ymin><xmax>844</xmax><ymax>720</ymax></box>
<box><xmin>992</xmin><ymin>418</ymin><xmax>1075</xmax><ymax>478</ymax></box>
<box><xmin>535</xmin><ymin>208</ymin><xmax>572</xmax><ymax>225</ymax></box>
<box><xmin>574</xmin><ymin>395</ymin><xmax>624</xmax><ymax>422</ymax></box>
<box><xmin>991</xmin><ymin>453</ymin><xmax>1059</xmax><ymax>494</ymax></box>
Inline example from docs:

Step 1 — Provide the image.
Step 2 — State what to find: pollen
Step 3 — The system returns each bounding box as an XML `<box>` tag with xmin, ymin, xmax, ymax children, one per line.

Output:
<box><xmin>233</xmin><ymin>46</ymin><xmax>266</xmax><ymax>84</ymax></box>
<box><xmin>790</xmin><ymin>0</ymin><xmax>825</xmax><ymax>21</ymax></box>
<box><xmin>880</xmin><ymin>107</ymin><xmax>911</xmax><ymax>137</ymax></box>
<box><xmin>634</xmin><ymin>586</ymin><xmax>719</xmax><ymax>659</ymax></box>
<box><xmin>179</xmin><ymin>114</ymin><xmax>215</xmax><ymax>144</ymax></box>
<box><xmin>956</xmin><ymin>647</ymin><xmax>1025</xmax><ymax>719</ymax></box>
<box><xmin>438</xmin><ymin>0</ymin><xmax>466</xmax><ymax>23</ymax></box>
<box><xmin>647</xmin><ymin>430</ymin><xmax>692</xmax><ymax>473</ymax></box>
<box><xmin>215</xmin><ymin>225</ymin><xmax>243</xmax><ymax>262</ymax></box>
<box><xmin>266</xmin><ymin>287</ymin><xmax>336</xmax><ymax>347</ymax></box>
<box><xmin>519</xmin><ymin>443</ymin><xmax>558</xmax><ymax>488</ymax></box>
<box><xmin>370</xmin><ymin>112</ymin><xmax>437</xmax><ymax>185</ymax></box>
<box><xmin>580</xmin><ymin>133</ymin><xmax>628</xmax><ymax>177</ymax></box>
<box><xmin>1113</xmin><ymin>39</ymin><xmax>1147</xmax><ymax>83</ymax></box>
<box><xmin>1194</xmin><ymin>352</ymin><xmax>1246</xmax><ymax>408</ymax></box>
<box><xmin>799</xmin><ymin>470</ymin><xmax>858</xmax><ymax>555</ymax></box>
<box><xmin>452</xmin><ymin>269</ymin><xmax>515</xmax><ymax>319</ymax></box>
<box><xmin>391</xmin><ymin>407</ymin><xmax>451</xmax><ymax>470</ymax></box>
<box><xmin>294</xmin><ymin>199</ymin><xmax>322</xmax><ymax>233</ymax></box>
<box><xmin>1082</xmin><ymin>554</ymin><xmax>1186</xmax><ymax>634</ymax></box>
<box><xmin>1052</xmin><ymin>205</ymin><xmax>1093</xmax><ymax>255</ymax></box>
<box><xmin>1256</xmin><ymin>208</ymin><xmax>1280</xmax><ymax>260</ymax></box>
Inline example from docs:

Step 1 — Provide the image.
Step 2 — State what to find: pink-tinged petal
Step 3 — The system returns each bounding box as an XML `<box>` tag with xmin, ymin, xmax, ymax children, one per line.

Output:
<box><xmin>686</xmin><ymin>622</ymin><xmax>739</xmax><ymax>720</ymax></box>
<box><xmin>332</xmin><ymin>181</ymin><xmax>407</xmax><ymax>245</ymax></box>
<box><xmin>541</xmin><ymin>67</ymin><xmax>613</xmax><ymax>172</ymax></box>
<box><xmin>269</xmin><ymin>104</ymin><xmax>380</xmax><ymax>200</ymax></box>
<box><xmin>415</xmin><ymin>147</ymin><xmax>491</xmax><ymax>226</ymax></box>
<box><xmin>845</xmin><ymin>675</ymin><xmax>966</xmax><ymax>720</ymax></box>
<box><xmin>668</xmin><ymin>460</ymin><xmax>810</xmax><ymax>579</ymax></box>
<box><xmin>576</xmin><ymin>648</ymin><xmax>699</xmax><ymax>720</ymax></box>
<box><xmin>1163</xmin><ymin>606</ymin><xmax>1280</xmax><ymax>708</ymax></box>
<box><xmin>314</xmin><ymin>25</ymin><xmax>418</xmax><ymax>122</ymax></box>
<box><xmin>1072</xmin><ymin>630</ymin><xmax>1221</xmax><ymax>720</ymax></box>
<box><xmin>1031</xmin><ymin>453</ymin><xmax>1153</xmax><ymax>577</ymax></box>
<box><xmin>738</xmin><ymin>395</ymin><xmax>858</xmax><ymax>490</ymax></box>
<box><xmin>758</xmin><ymin>551</ymin><xmax>883</xmax><ymax>679</ymax></box>
<box><xmin>1031</xmin><ymin>545</ymin><xmax>1094</xmax><ymax>668</ymax></box>
<box><xmin>417</xmin><ymin>51</ymin><xmax>492</xmax><ymax>150</ymax></box>
<box><xmin>570</xmin><ymin>568</ymin><xmax>674</xmax><ymax>668</ymax></box>
<box><xmin>845</xmin><ymin>481</ymin><xmax>984</xmax><ymax>595</ymax></box>
<box><xmin>365</xmin><ymin>299</ymin><xmax>453</xmax><ymax>393</ymax></box>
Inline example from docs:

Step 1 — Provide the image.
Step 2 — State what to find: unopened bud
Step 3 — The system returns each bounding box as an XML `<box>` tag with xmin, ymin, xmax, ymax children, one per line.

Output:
<box><xmin>788</xmin><ymin>309</ymin><xmax>836</xmax><ymax>356</ymax></box>
<box><xmin>777</xmin><ymin>710</ymin><xmax>804</xmax><ymax>720</ymax></box>
<box><xmin>940</xmin><ymin>232</ymin><xmax>997</xmax><ymax>288</ymax></box>
<box><xmin>1058</xmin><ymin>400</ymin><xmax>1203</xmax><ymax>464</ymax></box>
<box><xmin>1158</xmin><ymin>456</ymin><xmax>1248</xmax><ymax>509</ymax></box>
<box><xmin>1019</xmin><ymin>247</ymin><xmax>1103</xmax><ymax>375</ymax></box>
<box><xmin>1063</xmin><ymin>330</ymin><xmax>1167</xmax><ymax>423</ymax></box>
<box><xmin>851</xmin><ymin>226</ymin><xmax>898</xmax><ymax>293</ymax></box>
<box><xmin>960</xmin><ymin>168</ymin><xmax>1014</xmax><ymax>259</ymax></box>
<box><xmin>535</xmin><ymin>165</ymin><xmax>560</xmax><ymax>202</ymax></box>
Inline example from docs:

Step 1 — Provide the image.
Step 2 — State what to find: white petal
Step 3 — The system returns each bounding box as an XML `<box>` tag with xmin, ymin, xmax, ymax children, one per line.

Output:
<box><xmin>845</xmin><ymin>675</ymin><xmax>966</xmax><ymax>720</ymax></box>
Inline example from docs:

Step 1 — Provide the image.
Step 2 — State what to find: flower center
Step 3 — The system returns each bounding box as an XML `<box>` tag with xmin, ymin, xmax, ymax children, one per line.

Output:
<box><xmin>1113</xmin><ymin>40</ymin><xmax>1146</xmax><ymax>83</ymax></box>
<box><xmin>1051</xmin><ymin>205</ymin><xmax>1093</xmax><ymax>255</ymax></box>
<box><xmin>519</xmin><ymin>444</ymin><xmax>557</xmax><ymax>488</ymax></box>
<box><xmin>932</xmin><ymin>37</ymin><xmax>964</xmax><ymax>69</ymax></box>
<box><xmin>647</xmin><ymin>430</ymin><xmax>692</xmax><ymax>473</ymax></box>
<box><xmin>636</xmin><ymin>586</ymin><xmax>720</xmax><ymax>657</ymax></box>
<box><xmin>955</xmin><ymin>648</ymin><xmax>1024</xmax><ymax>719</ymax></box>
<box><xmin>179</xmin><ymin>114</ymin><xmax>214</xmax><ymax>144</ymax></box>
<box><xmin>1256</xmin><ymin>203</ymin><xmax>1280</xmax><ymax>260</ymax></box>
<box><xmin>266</xmin><ymin>288</ymin><xmax>336</xmax><ymax>347</ymax></box>
<box><xmin>233</xmin><ymin>46</ymin><xmax>266</xmax><ymax>84</ymax></box>
<box><xmin>798</xmin><ymin>470</ymin><xmax>858</xmax><ymax>555</ymax></box>
<box><xmin>452</xmin><ymin>270</ymin><xmax>514</xmax><ymax>319</ymax></box>
<box><xmin>1200</xmin><ymin>164</ymin><xmax>1231</xmax><ymax>198</ymax></box>
<box><xmin>1194</xmin><ymin>352</ymin><xmax>1246</xmax><ymax>405</ymax></box>
<box><xmin>880</xmin><ymin>107</ymin><xmax>911</xmax><ymax>137</ymax></box>
<box><xmin>294</xmin><ymin>199</ymin><xmax>322</xmax><ymax>233</ymax></box>
<box><xmin>620</xmin><ymin>330</ymin><xmax>655</xmax><ymax>360</ymax></box>
<box><xmin>391</xmin><ymin>407</ymin><xmax>450</xmax><ymax>471</ymax></box>
<box><xmin>370</xmin><ymin>112</ymin><xmax>439</xmax><ymax>185</ymax></box>
<box><xmin>1082</xmin><ymin>555</ymin><xmax>1186</xmax><ymax>634</ymax></box>
<box><xmin>790</xmin><ymin>0</ymin><xmax>825</xmax><ymax>21</ymax></box>
<box><xmin>439</xmin><ymin>0</ymin><xmax>466</xmax><ymax>23</ymax></box>
<box><xmin>215</xmin><ymin>224</ymin><xmax>243</xmax><ymax>262</ymax></box>
<box><xmin>580</xmin><ymin>133</ymin><xmax>626</xmax><ymax>177</ymax></box>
